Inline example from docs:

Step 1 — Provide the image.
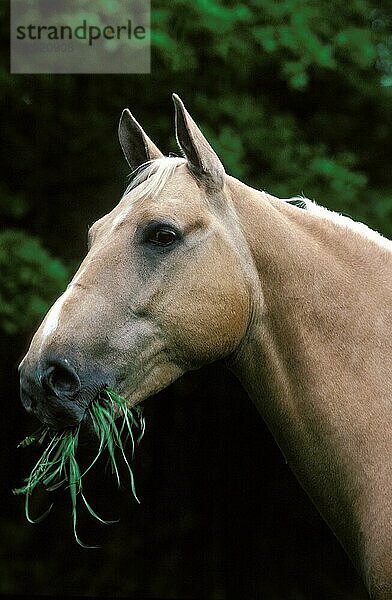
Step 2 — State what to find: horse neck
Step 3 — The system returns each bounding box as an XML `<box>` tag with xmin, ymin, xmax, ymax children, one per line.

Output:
<box><xmin>226</xmin><ymin>176</ymin><xmax>392</xmax><ymax>596</ymax></box>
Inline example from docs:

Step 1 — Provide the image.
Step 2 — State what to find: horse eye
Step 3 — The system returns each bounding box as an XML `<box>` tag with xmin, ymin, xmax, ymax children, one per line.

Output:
<box><xmin>147</xmin><ymin>227</ymin><xmax>178</xmax><ymax>247</ymax></box>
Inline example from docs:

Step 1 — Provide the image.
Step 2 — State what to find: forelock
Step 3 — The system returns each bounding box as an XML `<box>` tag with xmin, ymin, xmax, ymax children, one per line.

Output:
<box><xmin>123</xmin><ymin>157</ymin><xmax>187</xmax><ymax>201</ymax></box>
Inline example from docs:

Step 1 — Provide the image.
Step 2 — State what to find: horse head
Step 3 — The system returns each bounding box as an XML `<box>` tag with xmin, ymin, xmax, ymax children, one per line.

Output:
<box><xmin>19</xmin><ymin>95</ymin><xmax>257</xmax><ymax>429</ymax></box>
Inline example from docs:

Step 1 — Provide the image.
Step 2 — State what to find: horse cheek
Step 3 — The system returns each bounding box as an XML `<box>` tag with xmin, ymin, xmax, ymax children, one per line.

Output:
<box><xmin>163</xmin><ymin>281</ymin><xmax>249</xmax><ymax>368</ymax></box>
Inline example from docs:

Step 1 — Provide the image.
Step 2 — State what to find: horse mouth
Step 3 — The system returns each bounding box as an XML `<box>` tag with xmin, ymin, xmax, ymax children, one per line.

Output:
<box><xmin>75</xmin><ymin>386</ymin><xmax>144</xmax><ymax>434</ymax></box>
<box><xmin>20</xmin><ymin>377</ymin><xmax>142</xmax><ymax>434</ymax></box>
<box><xmin>18</xmin><ymin>386</ymin><xmax>145</xmax><ymax>452</ymax></box>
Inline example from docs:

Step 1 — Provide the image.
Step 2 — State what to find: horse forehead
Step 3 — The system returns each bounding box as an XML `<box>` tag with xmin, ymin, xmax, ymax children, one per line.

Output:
<box><xmin>110</xmin><ymin>182</ymin><xmax>209</xmax><ymax>228</ymax></box>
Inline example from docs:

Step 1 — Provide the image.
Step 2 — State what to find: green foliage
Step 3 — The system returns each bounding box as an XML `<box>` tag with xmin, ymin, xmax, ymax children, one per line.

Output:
<box><xmin>152</xmin><ymin>0</ymin><xmax>383</xmax><ymax>86</ymax></box>
<box><xmin>0</xmin><ymin>230</ymin><xmax>70</xmax><ymax>335</ymax></box>
<box><xmin>14</xmin><ymin>388</ymin><xmax>145</xmax><ymax>548</ymax></box>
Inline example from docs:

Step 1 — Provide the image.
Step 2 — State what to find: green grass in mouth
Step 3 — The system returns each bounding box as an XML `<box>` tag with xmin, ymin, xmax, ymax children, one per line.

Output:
<box><xmin>13</xmin><ymin>388</ymin><xmax>145</xmax><ymax>548</ymax></box>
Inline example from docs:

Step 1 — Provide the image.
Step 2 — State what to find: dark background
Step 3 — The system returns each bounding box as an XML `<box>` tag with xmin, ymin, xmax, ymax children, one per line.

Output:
<box><xmin>1</xmin><ymin>1</ymin><xmax>391</xmax><ymax>598</ymax></box>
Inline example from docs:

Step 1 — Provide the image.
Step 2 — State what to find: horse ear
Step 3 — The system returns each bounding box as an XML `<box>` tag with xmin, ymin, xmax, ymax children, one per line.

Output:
<box><xmin>172</xmin><ymin>94</ymin><xmax>225</xmax><ymax>188</ymax></box>
<box><xmin>119</xmin><ymin>109</ymin><xmax>164</xmax><ymax>170</ymax></box>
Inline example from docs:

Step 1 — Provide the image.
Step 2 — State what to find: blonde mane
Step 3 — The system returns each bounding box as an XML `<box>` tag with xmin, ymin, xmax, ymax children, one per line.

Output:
<box><xmin>123</xmin><ymin>157</ymin><xmax>187</xmax><ymax>201</ymax></box>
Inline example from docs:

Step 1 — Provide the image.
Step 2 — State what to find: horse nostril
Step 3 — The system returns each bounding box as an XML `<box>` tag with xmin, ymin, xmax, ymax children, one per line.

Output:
<box><xmin>42</xmin><ymin>362</ymin><xmax>81</xmax><ymax>399</ymax></box>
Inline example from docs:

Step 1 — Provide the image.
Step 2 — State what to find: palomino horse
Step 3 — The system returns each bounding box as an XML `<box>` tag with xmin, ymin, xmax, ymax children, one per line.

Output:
<box><xmin>19</xmin><ymin>95</ymin><xmax>392</xmax><ymax>599</ymax></box>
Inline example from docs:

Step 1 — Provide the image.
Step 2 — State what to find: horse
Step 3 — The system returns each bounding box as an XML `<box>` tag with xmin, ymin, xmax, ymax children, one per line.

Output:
<box><xmin>18</xmin><ymin>94</ymin><xmax>392</xmax><ymax>599</ymax></box>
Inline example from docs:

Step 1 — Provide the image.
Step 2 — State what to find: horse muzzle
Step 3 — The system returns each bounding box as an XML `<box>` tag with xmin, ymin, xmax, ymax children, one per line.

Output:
<box><xmin>19</xmin><ymin>354</ymin><xmax>107</xmax><ymax>429</ymax></box>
